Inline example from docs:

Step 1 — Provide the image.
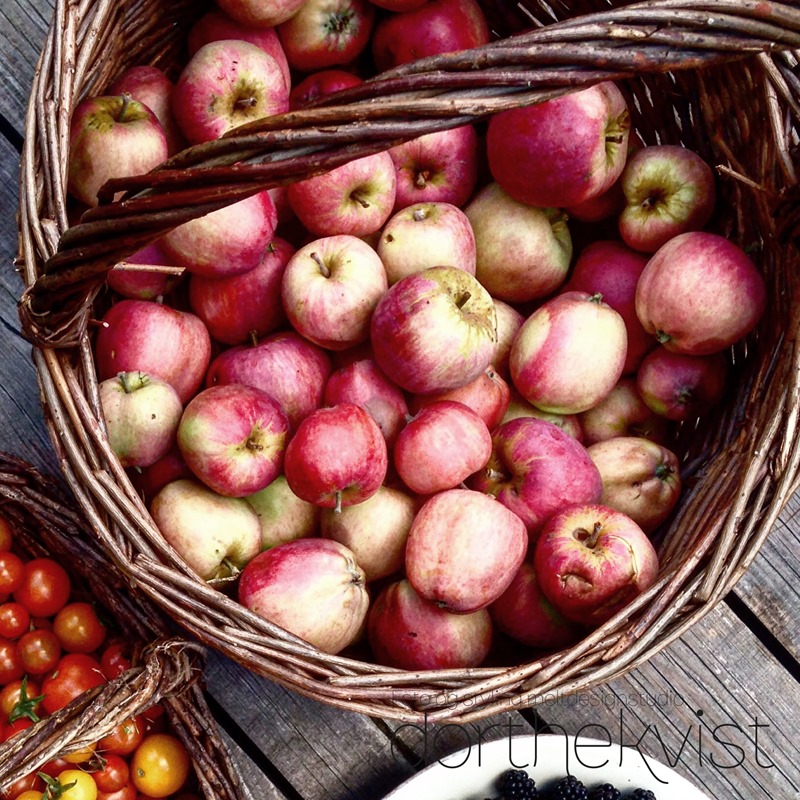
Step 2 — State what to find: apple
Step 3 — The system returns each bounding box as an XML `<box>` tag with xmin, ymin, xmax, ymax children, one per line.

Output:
<box><xmin>246</xmin><ymin>475</ymin><xmax>320</xmax><ymax>550</ymax></box>
<box><xmin>587</xmin><ymin>437</ymin><xmax>681</xmax><ymax>533</ymax></box>
<box><xmin>281</xmin><ymin>235</ymin><xmax>388</xmax><ymax>350</ymax></box>
<box><xmin>188</xmin><ymin>236</ymin><xmax>293</xmax><ymax>345</ymax></box>
<box><xmin>151</xmin><ymin>479</ymin><xmax>262</xmax><ymax>581</ymax></box>
<box><xmin>95</xmin><ymin>300</ymin><xmax>211</xmax><ymax>403</ymax></box>
<box><xmin>371</xmin><ymin>0</ymin><xmax>490</xmax><ymax>72</ymax></box>
<box><xmin>128</xmin><ymin>445</ymin><xmax>193</xmax><ymax>505</ymax></box>
<box><xmin>565</xmin><ymin>178</ymin><xmax>625</xmax><ymax>223</ymax></box>
<box><xmin>107</xmin><ymin>241</ymin><xmax>181</xmax><ymax>301</ymax></box>
<box><xmin>465</xmin><ymin>182</ymin><xmax>572</xmax><ymax>303</ymax></box>
<box><xmin>371</xmin><ymin>266</ymin><xmax>497</xmax><ymax>394</ymax></box>
<box><xmin>501</xmin><ymin>392</ymin><xmax>583</xmax><ymax>442</ymax></box>
<box><xmin>368</xmin><ymin>580</ymin><xmax>492</xmax><ymax>669</ymax></box>
<box><xmin>409</xmin><ymin>367</ymin><xmax>511</xmax><ymax>431</ymax></box>
<box><xmin>278</xmin><ymin>0</ymin><xmax>375</xmax><ymax>71</ymax></box>
<box><xmin>510</xmin><ymin>291</ymin><xmax>628</xmax><ymax>415</ymax></box>
<box><xmin>469</xmin><ymin>418</ymin><xmax>602</xmax><ymax>536</ymax></box>
<box><xmin>187</xmin><ymin>10</ymin><xmax>291</xmax><ymax>90</ymax></box>
<box><xmin>161</xmin><ymin>190</ymin><xmax>277</xmax><ymax>278</ymax></box>
<box><xmin>490</xmin><ymin>562</ymin><xmax>583</xmax><ymax>650</ymax></box>
<box><xmin>388</xmin><ymin>125</ymin><xmax>480</xmax><ymax>211</ymax></box>
<box><xmin>492</xmin><ymin>299</ymin><xmax>525</xmax><ymax>379</ymax></box>
<box><xmin>284</xmin><ymin>403</ymin><xmax>388</xmax><ymax>509</ymax></box>
<box><xmin>487</xmin><ymin>82</ymin><xmax>630</xmax><ymax>208</ymax></box>
<box><xmin>377</xmin><ymin>202</ymin><xmax>476</xmax><ymax>285</ymax></box>
<box><xmin>207</xmin><ymin>331</ymin><xmax>332</xmax><ymax>429</ymax></box>
<box><xmin>321</xmin><ymin>485</ymin><xmax>416</xmax><ymax>581</ymax></box>
<box><xmin>323</xmin><ymin>358</ymin><xmax>408</xmax><ymax>446</ymax></box>
<box><xmin>395</xmin><ymin>401</ymin><xmax>492</xmax><ymax>495</ymax></box>
<box><xmin>177</xmin><ymin>384</ymin><xmax>289</xmax><ymax>498</ymax></box>
<box><xmin>635</xmin><ymin>231</ymin><xmax>766</xmax><ymax>355</ymax></box>
<box><xmin>217</xmin><ymin>0</ymin><xmax>307</xmax><ymax>27</ymax></box>
<box><xmin>108</xmin><ymin>66</ymin><xmax>183</xmax><ymax>155</ymax></box>
<box><xmin>289</xmin><ymin>69</ymin><xmax>363</xmax><ymax>109</ymax></box>
<box><xmin>172</xmin><ymin>40</ymin><xmax>289</xmax><ymax>145</ymax></box>
<box><xmin>619</xmin><ymin>145</ymin><xmax>716</xmax><ymax>254</ymax></box>
<box><xmin>405</xmin><ymin>488</ymin><xmax>527</xmax><ymax>613</ymax></box>
<box><xmin>68</xmin><ymin>94</ymin><xmax>167</xmax><ymax>207</ymax></box>
<box><xmin>287</xmin><ymin>152</ymin><xmax>396</xmax><ymax>237</ymax></box>
<box><xmin>579</xmin><ymin>378</ymin><xmax>670</xmax><ymax>445</ymax></box>
<box><xmin>238</xmin><ymin>539</ymin><xmax>369</xmax><ymax>654</ymax></box>
<box><xmin>533</xmin><ymin>504</ymin><xmax>659</xmax><ymax>626</ymax></box>
<box><xmin>563</xmin><ymin>240</ymin><xmax>653</xmax><ymax>374</ymax></box>
<box><xmin>99</xmin><ymin>372</ymin><xmax>182</xmax><ymax>468</ymax></box>
<box><xmin>636</xmin><ymin>348</ymin><xmax>728</xmax><ymax>421</ymax></box>
<box><xmin>369</xmin><ymin>0</ymin><xmax>426</xmax><ymax>11</ymax></box>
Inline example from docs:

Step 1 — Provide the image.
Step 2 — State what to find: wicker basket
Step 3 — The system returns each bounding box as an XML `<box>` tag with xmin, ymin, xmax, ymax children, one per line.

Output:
<box><xmin>14</xmin><ymin>0</ymin><xmax>800</xmax><ymax>723</ymax></box>
<box><xmin>0</xmin><ymin>454</ymin><xmax>244</xmax><ymax>799</ymax></box>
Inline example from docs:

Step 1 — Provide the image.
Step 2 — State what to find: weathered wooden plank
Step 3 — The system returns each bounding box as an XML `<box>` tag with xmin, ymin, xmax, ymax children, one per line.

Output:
<box><xmin>216</xmin><ymin>726</ymin><xmax>288</xmax><ymax>800</ymax></box>
<box><xmin>204</xmin><ymin>651</ymin><xmax>416</xmax><ymax>800</ymax></box>
<box><xmin>0</xmin><ymin>135</ymin><xmax>59</xmax><ymax>473</ymax></box>
<box><xmin>0</xmin><ymin>0</ymin><xmax>51</xmax><ymax>132</ymax></box>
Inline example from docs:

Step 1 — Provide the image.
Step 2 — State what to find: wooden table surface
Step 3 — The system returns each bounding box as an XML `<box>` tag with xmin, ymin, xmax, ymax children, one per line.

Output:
<box><xmin>2</xmin><ymin>3</ymin><xmax>800</xmax><ymax>799</ymax></box>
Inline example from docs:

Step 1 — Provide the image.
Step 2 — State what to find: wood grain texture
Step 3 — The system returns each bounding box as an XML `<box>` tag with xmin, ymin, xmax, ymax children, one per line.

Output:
<box><xmin>0</xmin><ymin>0</ymin><xmax>51</xmax><ymax>131</ymax></box>
<box><xmin>216</xmin><ymin>727</ymin><xmax>289</xmax><ymax>800</ymax></box>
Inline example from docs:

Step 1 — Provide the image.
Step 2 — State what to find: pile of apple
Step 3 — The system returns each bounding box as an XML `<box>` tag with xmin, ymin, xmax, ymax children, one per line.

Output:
<box><xmin>67</xmin><ymin>0</ymin><xmax>767</xmax><ymax>669</ymax></box>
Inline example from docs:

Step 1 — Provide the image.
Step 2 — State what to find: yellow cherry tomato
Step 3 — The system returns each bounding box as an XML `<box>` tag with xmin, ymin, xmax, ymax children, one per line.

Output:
<box><xmin>62</xmin><ymin>740</ymin><xmax>97</xmax><ymax>763</ymax></box>
<box><xmin>14</xmin><ymin>792</ymin><xmax>43</xmax><ymax>800</ymax></box>
<box><xmin>131</xmin><ymin>733</ymin><xmax>191</xmax><ymax>798</ymax></box>
<box><xmin>54</xmin><ymin>770</ymin><xmax>98</xmax><ymax>800</ymax></box>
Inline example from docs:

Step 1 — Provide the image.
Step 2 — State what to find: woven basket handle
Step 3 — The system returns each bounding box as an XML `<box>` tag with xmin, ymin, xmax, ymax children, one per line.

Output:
<box><xmin>19</xmin><ymin>0</ymin><xmax>800</xmax><ymax>347</ymax></box>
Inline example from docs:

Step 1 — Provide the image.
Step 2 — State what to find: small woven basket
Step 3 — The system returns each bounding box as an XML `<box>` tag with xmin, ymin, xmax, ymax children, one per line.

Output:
<box><xmin>0</xmin><ymin>453</ymin><xmax>244</xmax><ymax>799</ymax></box>
<box><xmin>15</xmin><ymin>0</ymin><xmax>800</xmax><ymax>723</ymax></box>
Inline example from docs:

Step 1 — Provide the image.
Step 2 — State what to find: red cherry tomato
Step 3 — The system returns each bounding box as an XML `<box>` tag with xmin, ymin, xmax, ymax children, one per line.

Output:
<box><xmin>38</xmin><ymin>755</ymin><xmax>73</xmax><ymax>779</ymax></box>
<box><xmin>54</xmin><ymin>602</ymin><xmax>107</xmax><ymax>654</ymax></box>
<box><xmin>100</xmin><ymin>641</ymin><xmax>131</xmax><ymax>680</ymax></box>
<box><xmin>98</xmin><ymin>716</ymin><xmax>144</xmax><ymax>756</ymax></box>
<box><xmin>0</xmin><ymin>552</ymin><xmax>24</xmax><ymax>595</ymax></box>
<box><xmin>17</xmin><ymin>627</ymin><xmax>62</xmax><ymax>675</ymax></box>
<box><xmin>14</xmin><ymin>558</ymin><xmax>71</xmax><ymax>617</ymax></box>
<box><xmin>0</xmin><ymin>516</ymin><xmax>13</xmax><ymax>551</ymax></box>
<box><xmin>41</xmin><ymin>653</ymin><xmax>106</xmax><ymax>715</ymax></box>
<box><xmin>1</xmin><ymin>716</ymin><xmax>34</xmax><ymax>742</ymax></box>
<box><xmin>139</xmin><ymin>703</ymin><xmax>165</xmax><ymax>733</ymax></box>
<box><xmin>0</xmin><ymin>770</ymin><xmax>43</xmax><ymax>800</ymax></box>
<box><xmin>97</xmin><ymin>785</ymin><xmax>138</xmax><ymax>800</ymax></box>
<box><xmin>0</xmin><ymin>637</ymin><xmax>23</xmax><ymax>684</ymax></box>
<box><xmin>92</xmin><ymin>753</ymin><xmax>130</xmax><ymax>794</ymax></box>
<box><xmin>0</xmin><ymin>601</ymin><xmax>30</xmax><ymax>640</ymax></box>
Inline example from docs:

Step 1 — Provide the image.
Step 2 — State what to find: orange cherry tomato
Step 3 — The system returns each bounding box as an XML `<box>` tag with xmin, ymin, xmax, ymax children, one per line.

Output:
<box><xmin>62</xmin><ymin>740</ymin><xmax>97</xmax><ymax>763</ymax></box>
<box><xmin>98</xmin><ymin>716</ymin><xmax>145</xmax><ymax>756</ymax></box>
<box><xmin>130</xmin><ymin>733</ymin><xmax>191</xmax><ymax>798</ymax></box>
<box><xmin>54</xmin><ymin>602</ymin><xmax>107</xmax><ymax>654</ymax></box>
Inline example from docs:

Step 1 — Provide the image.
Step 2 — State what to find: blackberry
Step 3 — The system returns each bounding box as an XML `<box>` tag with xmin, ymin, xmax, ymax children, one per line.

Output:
<box><xmin>628</xmin><ymin>791</ymin><xmax>657</xmax><ymax>800</ymax></box>
<box><xmin>588</xmin><ymin>785</ymin><xmax>621</xmax><ymax>800</ymax></box>
<box><xmin>497</xmin><ymin>768</ymin><xmax>539</xmax><ymax>800</ymax></box>
<box><xmin>546</xmin><ymin>775</ymin><xmax>588</xmax><ymax>800</ymax></box>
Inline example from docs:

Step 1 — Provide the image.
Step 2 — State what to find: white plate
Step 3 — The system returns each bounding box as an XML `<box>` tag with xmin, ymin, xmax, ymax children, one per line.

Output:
<box><xmin>383</xmin><ymin>734</ymin><xmax>712</xmax><ymax>800</ymax></box>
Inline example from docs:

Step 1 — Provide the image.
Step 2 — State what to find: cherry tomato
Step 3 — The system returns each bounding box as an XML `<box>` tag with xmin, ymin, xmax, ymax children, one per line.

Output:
<box><xmin>139</xmin><ymin>703</ymin><xmax>165</xmax><ymax>733</ymax></box>
<box><xmin>54</xmin><ymin>602</ymin><xmax>107</xmax><ymax>654</ymax></box>
<box><xmin>0</xmin><ymin>637</ymin><xmax>23</xmax><ymax>684</ymax></box>
<box><xmin>1</xmin><ymin>716</ymin><xmax>34</xmax><ymax>741</ymax></box>
<box><xmin>14</xmin><ymin>558</ymin><xmax>71</xmax><ymax>617</ymax></box>
<box><xmin>63</xmin><ymin>740</ymin><xmax>97</xmax><ymax>763</ymax></box>
<box><xmin>0</xmin><ymin>676</ymin><xmax>42</xmax><ymax>721</ymax></box>
<box><xmin>98</xmin><ymin>716</ymin><xmax>144</xmax><ymax>756</ymax></box>
<box><xmin>0</xmin><ymin>552</ymin><xmax>24</xmax><ymax>595</ymax></box>
<box><xmin>97</xmin><ymin>785</ymin><xmax>137</xmax><ymax>800</ymax></box>
<box><xmin>0</xmin><ymin>773</ymin><xmax>43</xmax><ymax>800</ymax></box>
<box><xmin>130</xmin><ymin>733</ymin><xmax>191</xmax><ymax>798</ymax></box>
<box><xmin>0</xmin><ymin>517</ymin><xmax>12</xmax><ymax>551</ymax></box>
<box><xmin>0</xmin><ymin>602</ymin><xmax>30</xmax><ymax>640</ymax></box>
<box><xmin>17</xmin><ymin>627</ymin><xmax>62</xmax><ymax>675</ymax></box>
<box><xmin>50</xmin><ymin>769</ymin><xmax>98</xmax><ymax>800</ymax></box>
<box><xmin>93</xmin><ymin>754</ymin><xmax>130</xmax><ymax>794</ymax></box>
<box><xmin>41</xmin><ymin>653</ymin><xmax>106</xmax><ymax>715</ymax></box>
<box><xmin>39</xmin><ymin>755</ymin><xmax>72</xmax><ymax>778</ymax></box>
<box><xmin>100</xmin><ymin>641</ymin><xmax>131</xmax><ymax>681</ymax></box>
<box><xmin>14</xmin><ymin>792</ymin><xmax>43</xmax><ymax>800</ymax></box>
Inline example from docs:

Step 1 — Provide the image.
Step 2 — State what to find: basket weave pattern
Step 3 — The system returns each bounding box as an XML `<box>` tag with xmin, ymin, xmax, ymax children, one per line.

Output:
<box><xmin>0</xmin><ymin>454</ymin><xmax>243</xmax><ymax>799</ymax></box>
<box><xmin>15</xmin><ymin>0</ymin><xmax>800</xmax><ymax>722</ymax></box>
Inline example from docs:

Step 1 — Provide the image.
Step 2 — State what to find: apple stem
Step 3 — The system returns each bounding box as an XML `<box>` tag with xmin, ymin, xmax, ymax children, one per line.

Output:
<box><xmin>249</xmin><ymin>330</ymin><xmax>259</xmax><ymax>348</ymax></box>
<box><xmin>573</xmin><ymin>521</ymin><xmax>603</xmax><ymax>549</ymax></box>
<box><xmin>486</xmin><ymin>468</ymin><xmax>506</xmax><ymax>481</ymax></box>
<box><xmin>455</xmin><ymin>291</ymin><xmax>471</xmax><ymax>310</ymax></box>
<box><xmin>310</xmin><ymin>251</ymin><xmax>331</xmax><ymax>278</ymax></box>
<box><xmin>235</xmin><ymin>96</ymin><xmax>258</xmax><ymax>110</ymax></box>
<box><xmin>246</xmin><ymin>435</ymin><xmax>264</xmax><ymax>452</ymax></box>
<box><xmin>412</xmin><ymin>208</ymin><xmax>428</xmax><ymax>222</ymax></box>
<box><xmin>656</xmin><ymin>330</ymin><xmax>672</xmax><ymax>344</ymax></box>
<box><xmin>655</xmin><ymin>463</ymin><xmax>673</xmax><ymax>481</ymax></box>
<box><xmin>415</xmin><ymin>170</ymin><xmax>430</xmax><ymax>189</ymax></box>
<box><xmin>117</xmin><ymin>92</ymin><xmax>133</xmax><ymax>122</ymax></box>
<box><xmin>350</xmin><ymin>192</ymin><xmax>371</xmax><ymax>209</ymax></box>
<box><xmin>588</xmin><ymin>292</ymin><xmax>604</xmax><ymax>305</ymax></box>
<box><xmin>221</xmin><ymin>558</ymin><xmax>240</xmax><ymax>579</ymax></box>
<box><xmin>334</xmin><ymin>491</ymin><xmax>343</xmax><ymax>514</ymax></box>
<box><xmin>118</xmin><ymin>371</ymin><xmax>147</xmax><ymax>393</ymax></box>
